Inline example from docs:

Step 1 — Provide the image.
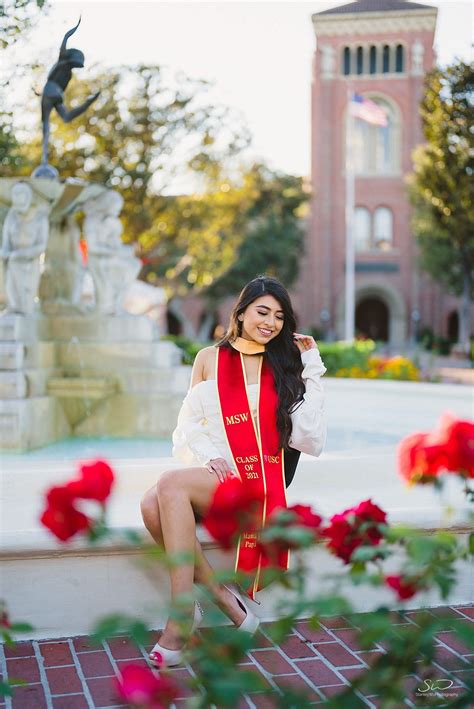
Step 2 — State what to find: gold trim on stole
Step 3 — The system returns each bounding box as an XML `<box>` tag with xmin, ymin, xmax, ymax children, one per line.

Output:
<box><xmin>240</xmin><ymin>353</ymin><xmax>267</xmax><ymax>595</ymax></box>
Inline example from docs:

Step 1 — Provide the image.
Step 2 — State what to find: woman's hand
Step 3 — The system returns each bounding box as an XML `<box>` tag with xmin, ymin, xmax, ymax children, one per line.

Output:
<box><xmin>205</xmin><ymin>458</ymin><xmax>236</xmax><ymax>483</ymax></box>
<box><xmin>293</xmin><ymin>333</ymin><xmax>318</xmax><ymax>353</ymax></box>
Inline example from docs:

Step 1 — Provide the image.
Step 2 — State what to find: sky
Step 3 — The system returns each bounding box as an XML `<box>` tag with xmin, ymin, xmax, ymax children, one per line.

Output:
<box><xmin>6</xmin><ymin>0</ymin><xmax>473</xmax><ymax>179</ymax></box>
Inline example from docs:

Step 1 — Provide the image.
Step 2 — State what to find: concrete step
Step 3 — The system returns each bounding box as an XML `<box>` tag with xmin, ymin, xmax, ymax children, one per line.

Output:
<box><xmin>0</xmin><ymin>397</ymin><xmax>71</xmax><ymax>450</ymax></box>
<box><xmin>0</xmin><ymin>371</ymin><xmax>28</xmax><ymax>398</ymax></box>
<box><xmin>0</xmin><ymin>313</ymin><xmax>162</xmax><ymax>344</ymax></box>
<box><xmin>72</xmin><ymin>393</ymin><xmax>186</xmax><ymax>437</ymax></box>
<box><xmin>0</xmin><ymin>342</ymin><xmax>55</xmax><ymax>370</ymax></box>
<box><xmin>47</xmin><ymin>314</ymin><xmax>159</xmax><ymax>342</ymax></box>
<box><xmin>57</xmin><ymin>340</ymin><xmax>182</xmax><ymax>370</ymax></box>
<box><xmin>0</xmin><ymin>369</ymin><xmax>55</xmax><ymax>399</ymax></box>
<box><xmin>0</xmin><ymin>342</ymin><xmax>25</xmax><ymax>370</ymax></box>
<box><xmin>53</xmin><ymin>366</ymin><xmax>192</xmax><ymax>395</ymax></box>
<box><xmin>1</xmin><ymin>451</ymin><xmax>471</xmax><ymax>640</ymax></box>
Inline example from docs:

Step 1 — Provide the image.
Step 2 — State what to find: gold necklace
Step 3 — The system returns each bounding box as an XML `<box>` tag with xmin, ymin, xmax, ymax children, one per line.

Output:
<box><xmin>230</xmin><ymin>337</ymin><xmax>266</xmax><ymax>355</ymax></box>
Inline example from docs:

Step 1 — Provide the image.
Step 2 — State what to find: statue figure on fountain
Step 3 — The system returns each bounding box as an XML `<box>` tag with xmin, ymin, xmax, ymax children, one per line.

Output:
<box><xmin>38</xmin><ymin>213</ymin><xmax>86</xmax><ymax>313</ymax></box>
<box><xmin>1</xmin><ymin>182</ymin><xmax>50</xmax><ymax>314</ymax></box>
<box><xmin>33</xmin><ymin>17</ymin><xmax>100</xmax><ymax>179</ymax></box>
<box><xmin>84</xmin><ymin>191</ymin><xmax>141</xmax><ymax>315</ymax></box>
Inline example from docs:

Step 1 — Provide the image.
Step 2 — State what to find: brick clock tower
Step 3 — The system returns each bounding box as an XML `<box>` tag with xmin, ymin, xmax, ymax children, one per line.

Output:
<box><xmin>296</xmin><ymin>0</ymin><xmax>465</xmax><ymax>347</ymax></box>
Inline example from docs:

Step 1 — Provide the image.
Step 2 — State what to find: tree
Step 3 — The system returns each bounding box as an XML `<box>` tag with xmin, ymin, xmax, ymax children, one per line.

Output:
<box><xmin>0</xmin><ymin>0</ymin><xmax>48</xmax><ymax>50</ymax></box>
<box><xmin>3</xmin><ymin>64</ymin><xmax>250</xmax><ymax>243</ymax></box>
<box><xmin>139</xmin><ymin>165</ymin><xmax>308</xmax><ymax>312</ymax></box>
<box><xmin>409</xmin><ymin>61</ymin><xmax>474</xmax><ymax>353</ymax></box>
<box><xmin>205</xmin><ymin>166</ymin><xmax>307</xmax><ymax>300</ymax></box>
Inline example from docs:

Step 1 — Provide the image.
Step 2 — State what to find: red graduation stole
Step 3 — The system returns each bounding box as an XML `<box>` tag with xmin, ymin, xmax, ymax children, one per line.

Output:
<box><xmin>216</xmin><ymin>345</ymin><xmax>289</xmax><ymax>599</ymax></box>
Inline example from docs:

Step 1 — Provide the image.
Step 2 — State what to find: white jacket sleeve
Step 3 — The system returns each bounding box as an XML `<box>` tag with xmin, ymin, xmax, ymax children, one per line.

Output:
<box><xmin>172</xmin><ymin>386</ymin><xmax>223</xmax><ymax>467</ymax></box>
<box><xmin>288</xmin><ymin>347</ymin><xmax>327</xmax><ymax>457</ymax></box>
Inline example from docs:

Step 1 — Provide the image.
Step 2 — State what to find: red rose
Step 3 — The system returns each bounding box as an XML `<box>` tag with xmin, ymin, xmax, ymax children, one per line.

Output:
<box><xmin>203</xmin><ymin>478</ymin><xmax>259</xmax><ymax>549</ymax></box>
<box><xmin>289</xmin><ymin>504</ymin><xmax>323</xmax><ymax>531</ymax></box>
<box><xmin>259</xmin><ymin>504</ymin><xmax>323</xmax><ymax>559</ymax></box>
<box><xmin>397</xmin><ymin>431</ymin><xmax>449</xmax><ymax>484</ymax></box>
<box><xmin>40</xmin><ymin>460</ymin><xmax>115</xmax><ymax>543</ymax></box>
<box><xmin>0</xmin><ymin>605</ymin><xmax>11</xmax><ymax>629</ymax></box>
<box><xmin>352</xmin><ymin>499</ymin><xmax>387</xmax><ymax>524</ymax></box>
<box><xmin>435</xmin><ymin>414</ymin><xmax>474</xmax><ymax>478</ymax></box>
<box><xmin>115</xmin><ymin>664</ymin><xmax>180</xmax><ymax>708</ymax></box>
<box><xmin>397</xmin><ymin>414</ymin><xmax>474</xmax><ymax>484</ymax></box>
<box><xmin>45</xmin><ymin>484</ymin><xmax>77</xmax><ymax>509</ymax></box>
<box><xmin>323</xmin><ymin>514</ymin><xmax>360</xmax><ymax>563</ymax></box>
<box><xmin>385</xmin><ymin>574</ymin><xmax>419</xmax><ymax>600</ymax></box>
<box><xmin>68</xmin><ymin>460</ymin><xmax>115</xmax><ymax>502</ymax></box>
<box><xmin>40</xmin><ymin>501</ymin><xmax>91</xmax><ymax>542</ymax></box>
<box><xmin>322</xmin><ymin>499</ymin><xmax>387</xmax><ymax>564</ymax></box>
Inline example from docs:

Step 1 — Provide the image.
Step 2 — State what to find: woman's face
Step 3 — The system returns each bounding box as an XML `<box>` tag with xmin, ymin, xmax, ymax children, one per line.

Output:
<box><xmin>239</xmin><ymin>295</ymin><xmax>285</xmax><ymax>344</ymax></box>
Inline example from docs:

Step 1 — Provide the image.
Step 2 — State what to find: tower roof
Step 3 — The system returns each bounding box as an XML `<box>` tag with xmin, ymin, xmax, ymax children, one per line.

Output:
<box><xmin>315</xmin><ymin>0</ymin><xmax>436</xmax><ymax>15</ymax></box>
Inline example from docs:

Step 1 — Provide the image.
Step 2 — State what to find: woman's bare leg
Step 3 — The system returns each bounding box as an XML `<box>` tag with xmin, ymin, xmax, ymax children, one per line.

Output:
<box><xmin>141</xmin><ymin>471</ymin><xmax>246</xmax><ymax>647</ymax></box>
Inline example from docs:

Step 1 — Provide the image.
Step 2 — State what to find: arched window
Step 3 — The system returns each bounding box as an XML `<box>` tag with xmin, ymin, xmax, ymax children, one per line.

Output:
<box><xmin>354</xmin><ymin>207</ymin><xmax>371</xmax><ymax>251</ymax></box>
<box><xmin>395</xmin><ymin>44</ymin><xmax>404</xmax><ymax>73</ymax></box>
<box><xmin>374</xmin><ymin>207</ymin><xmax>393</xmax><ymax>250</ymax></box>
<box><xmin>343</xmin><ymin>46</ymin><xmax>351</xmax><ymax>75</ymax></box>
<box><xmin>356</xmin><ymin>46</ymin><xmax>364</xmax><ymax>75</ymax></box>
<box><xmin>369</xmin><ymin>46</ymin><xmax>377</xmax><ymax>74</ymax></box>
<box><xmin>352</xmin><ymin>96</ymin><xmax>399</xmax><ymax>174</ymax></box>
<box><xmin>382</xmin><ymin>45</ymin><xmax>390</xmax><ymax>73</ymax></box>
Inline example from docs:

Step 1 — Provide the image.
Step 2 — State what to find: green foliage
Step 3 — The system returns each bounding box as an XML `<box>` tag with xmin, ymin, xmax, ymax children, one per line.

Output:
<box><xmin>202</xmin><ymin>166</ymin><xmax>307</xmax><ymax>301</ymax></box>
<box><xmin>317</xmin><ymin>340</ymin><xmax>376</xmax><ymax>373</ymax></box>
<box><xmin>0</xmin><ymin>0</ymin><xmax>48</xmax><ymax>50</ymax></box>
<box><xmin>330</xmin><ymin>611</ymin><xmax>474</xmax><ymax>707</ymax></box>
<box><xmin>141</xmin><ymin>163</ymin><xmax>307</xmax><ymax>300</ymax></box>
<box><xmin>161</xmin><ymin>335</ymin><xmax>211</xmax><ymax>364</ymax></box>
<box><xmin>0</xmin><ymin>111</ymin><xmax>29</xmax><ymax>174</ymax></box>
<box><xmin>92</xmin><ymin>613</ymin><xmax>150</xmax><ymax>647</ymax></box>
<box><xmin>409</xmin><ymin>61</ymin><xmax>474</xmax><ymax>299</ymax></box>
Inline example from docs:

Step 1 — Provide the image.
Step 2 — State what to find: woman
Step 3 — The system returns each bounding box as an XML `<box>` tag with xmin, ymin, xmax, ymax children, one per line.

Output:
<box><xmin>141</xmin><ymin>275</ymin><xmax>326</xmax><ymax>666</ymax></box>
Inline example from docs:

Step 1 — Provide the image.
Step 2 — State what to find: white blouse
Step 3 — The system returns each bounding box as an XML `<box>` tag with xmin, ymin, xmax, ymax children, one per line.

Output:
<box><xmin>172</xmin><ymin>348</ymin><xmax>327</xmax><ymax>472</ymax></box>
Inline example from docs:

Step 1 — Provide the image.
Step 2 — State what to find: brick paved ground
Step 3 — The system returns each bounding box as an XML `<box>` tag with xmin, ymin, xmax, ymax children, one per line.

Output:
<box><xmin>1</xmin><ymin>605</ymin><xmax>472</xmax><ymax>708</ymax></box>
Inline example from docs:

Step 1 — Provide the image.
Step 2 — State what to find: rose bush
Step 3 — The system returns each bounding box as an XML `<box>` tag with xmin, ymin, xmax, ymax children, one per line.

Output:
<box><xmin>2</xmin><ymin>415</ymin><xmax>472</xmax><ymax>706</ymax></box>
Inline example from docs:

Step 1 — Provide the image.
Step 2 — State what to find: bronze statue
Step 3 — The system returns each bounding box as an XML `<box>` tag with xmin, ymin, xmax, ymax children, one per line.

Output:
<box><xmin>33</xmin><ymin>18</ymin><xmax>100</xmax><ymax>179</ymax></box>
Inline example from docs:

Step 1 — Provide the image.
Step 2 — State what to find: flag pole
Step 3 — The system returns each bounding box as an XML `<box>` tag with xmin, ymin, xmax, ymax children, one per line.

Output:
<box><xmin>345</xmin><ymin>87</ymin><xmax>355</xmax><ymax>342</ymax></box>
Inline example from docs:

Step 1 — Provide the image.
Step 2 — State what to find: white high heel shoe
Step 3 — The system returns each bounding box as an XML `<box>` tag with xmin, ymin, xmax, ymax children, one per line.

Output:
<box><xmin>149</xmin><ymin>601</ymin><xmax>203</xmax><ymax>668</ymax></box>
<box><xmin>224</xmin><ymin>585</ymin><xmax>260</xmax><ymax>635</ymax></box>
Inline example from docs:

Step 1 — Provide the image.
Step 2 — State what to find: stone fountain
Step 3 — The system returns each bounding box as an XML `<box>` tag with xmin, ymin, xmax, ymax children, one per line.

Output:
<box><xmin>0</xmin><ymin>178</ymin><xmax>188</xmax><ymax>451</ymax></box>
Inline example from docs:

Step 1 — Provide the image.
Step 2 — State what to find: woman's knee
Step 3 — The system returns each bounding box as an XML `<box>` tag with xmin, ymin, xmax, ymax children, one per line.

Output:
<box><xmin>140</xmin><ymin>486</ymin><xmax>159</xmax><ymax>527</ymax></box>
<box><xmin>155</xmin><ymin>468</ymin><xmax>183</xmax><ymax>501</ymax></box>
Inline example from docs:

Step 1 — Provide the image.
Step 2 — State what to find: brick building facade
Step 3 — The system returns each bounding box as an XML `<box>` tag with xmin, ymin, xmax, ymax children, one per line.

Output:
<box><xmin>292</xmin><ymin>0</ymin><xmax>470</xmax><ymax>347</ymax></box>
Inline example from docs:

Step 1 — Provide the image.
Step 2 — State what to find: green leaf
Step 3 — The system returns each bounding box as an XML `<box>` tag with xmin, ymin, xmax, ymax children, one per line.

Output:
<box><xmin>122</xmin><ymin>528</ymin><xmax>143</xmax><ymax>545</ymax></box>
<box><xmin>0</xmin><ymin>680</ymin><xmax>14</xmax><ymax>697</ymax></box>
<box><xmin>469</xmin><ymin>532</ymin><xmax>474</xmax><ymax>555</ymax></box>
<box><xmin>127</xmin><ymin>621</ymin><xmax>150</xmax><ymax>647</ymax></box>
<box><xmin>9</xmin><ymin>622</ymin><xmax>34</xmax><ymax>633</ymax></box>
<box><xmin>451</xmin><ymin>620</ymin><xmax>474</xmax><ymax>651</ymax></box>
<box><xmin>91</xmin><ymin>614</ymin><xmax>127</xmax><ymax>642</ymax></box>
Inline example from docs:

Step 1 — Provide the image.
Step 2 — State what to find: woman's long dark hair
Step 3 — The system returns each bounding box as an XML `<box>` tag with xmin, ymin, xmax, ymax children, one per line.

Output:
<box><xmin>217</xmin><ymin>275</ymin><xmax>305</xmax><ymax>450</ymax></box>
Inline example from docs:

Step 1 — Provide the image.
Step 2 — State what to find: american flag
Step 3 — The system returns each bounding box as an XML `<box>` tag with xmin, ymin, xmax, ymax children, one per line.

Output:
<box><xmin>350</xmin><ymin>93</ymin><xmax>387</xmax><ymax>127</ymax></box>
